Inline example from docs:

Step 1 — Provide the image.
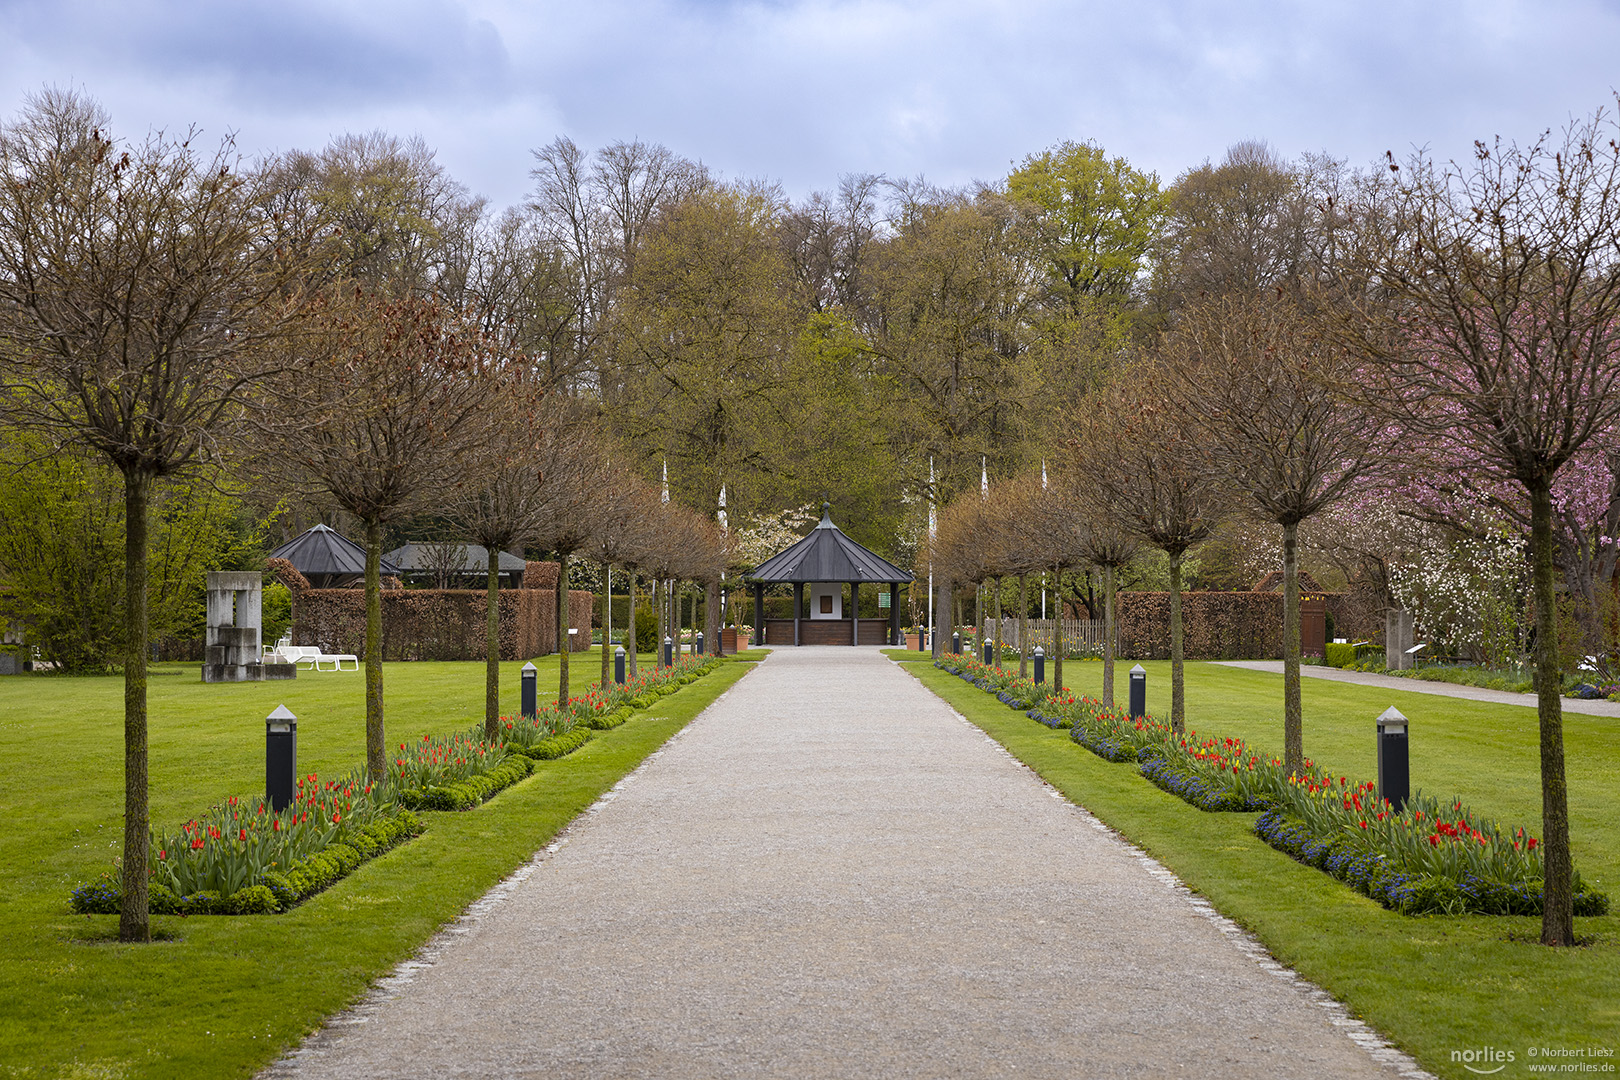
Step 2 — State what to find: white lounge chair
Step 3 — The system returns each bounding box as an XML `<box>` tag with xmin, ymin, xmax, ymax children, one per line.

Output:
<box><xmin>265</xmin><ymin>641</ymin><xmax>357</xmax><ymax>671</ymax></box>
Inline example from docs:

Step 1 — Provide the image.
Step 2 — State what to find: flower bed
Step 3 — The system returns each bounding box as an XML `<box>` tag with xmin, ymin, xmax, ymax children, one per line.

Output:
<box><xmin>934</xmin><ymin>658</ymin><xmax>1611</xmax><ymax>918</ymax></box>
<box><xmin>70</xmin><ymin>771</ymin><xmax>423</xmax><ymax>916</ymax></box>
<box><xmin>389</xmin><ymin>731</ymin><xmax>534</xmax><ymax>811</ymax></box>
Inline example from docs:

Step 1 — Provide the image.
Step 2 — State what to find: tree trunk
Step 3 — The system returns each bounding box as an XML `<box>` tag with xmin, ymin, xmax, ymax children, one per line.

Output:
<box><xmin>1102</xmin><ymin>563</ymin><xmax>1117</xmax><ymax>708</ymax></box>
<box><xmin>484</xmin><ymin>545</ymin><xmax>500</xmax><ymax>741</ymax></box>
<box><xmin>557</xmin><ymin>552</ymin><xmax>570</xmax><ymax>706</ymax></box>
<box><xmin>364</xmin><ymin>518</ymin><xmax>386</xmax><ymax>779</ymax></box>
<box><xmin>1531</xmin><ymin>479</ymin><xmax>1575</xmax><ymax>946</ymax></box>
<box><xmin>1170</xmin><ymin>549</ymin><xmax>1186</xmax><ymax>735</ymax></box>
<box><xmin>1282</xmin><ymin>520</ymin><xmax>1302</xmax><ymax>775</ymax></box>
<box><xmin>974</xmin><ymin>584</ymin><xmax>983</xmax><ymax>650</ymax></box>
<box><xmin>934</xmin><ymin>577</ymin><xmax>951</xmax><ymax>660</ymax></box>
<box><xmin>1052</xmin><ymin>567</ymin><xmax>1065</xmax><ymax>695</ymax></box>
<box><xmin>705</xmin><ymin>579</ymin><xmax>721</xmax><ymax>654</ymax></box>
<box><xmin>602</xmin><ymin>563</ymin><xmax>613</xmax><ymax>687</ymax></box>
<box><xmin>627</xmin><ymin>572</ymin><xmax>639</xmax><ymax>679</ymax></box>
<box><xmin>118</xmin><ymin>470</ymin><xmax>150</xmax><ymax>944</ymax></box>
<box><xmin>652</xmin><ymin>577</ymin><xmax>663</xmax><ymax>667</ymax></box>
<box><xmin>992</xmin><ymin>578</ymin><xmax>1003</xmax><ymax>663</ymax></box>
<box><xmin>1017</xmin><ymin>573</ymin><xmax>1029</xmax><ymax>678</ymax></box>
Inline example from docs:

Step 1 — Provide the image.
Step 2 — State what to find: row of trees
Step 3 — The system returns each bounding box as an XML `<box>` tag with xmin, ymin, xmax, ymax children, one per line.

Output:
<box><xmin>929</xmin><ymin>109</ymin><xmax>1620</xmax><ymax>949</ymax></box>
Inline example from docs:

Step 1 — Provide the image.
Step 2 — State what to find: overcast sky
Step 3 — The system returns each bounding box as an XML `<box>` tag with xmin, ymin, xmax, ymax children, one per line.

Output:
<box><xmin>3</xmin><ymin>0</ymin><xmax>1618</xmax><ymax>211</ymax></box>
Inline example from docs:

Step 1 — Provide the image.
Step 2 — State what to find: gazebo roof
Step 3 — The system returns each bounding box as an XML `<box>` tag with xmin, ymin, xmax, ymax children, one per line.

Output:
<box><xmin>746</xmin><ymin>503</ymin><xmax>913</xmax><ymax>585</ymax></box>
<box><xmin>384</xmin><ymin>542</ymin><xmax>526</xmax><ymax>574</ymax></box>
<box><xmin>269</xmin><ymin>524</ymin><xmax>400</xmax><ymax>580</ymax></box>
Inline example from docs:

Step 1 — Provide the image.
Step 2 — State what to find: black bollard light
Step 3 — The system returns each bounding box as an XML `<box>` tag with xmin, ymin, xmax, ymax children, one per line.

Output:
<box><xmin>520</xmin><ymin>661</ymin><xmax>537</xmax><ymax>718</ymax></box>
<box><xmin>663</xmin><ymin>635</ymin><xmax>673</xmax><ymax>668</ymax></box>
<box><xmin>266</xmin><ymin>705</ymin><xmax>296</xmax><ymax>814</ymax></box>
<box><xmin>916</xmin><ymin>624</ymin><xmax>925</xmax><ymax>651</ymax></box>
<box><xmin>614</xmin><ymin>644</ymin><xmax>626</xmax><ymax>685</ymax></box>
<box><xmin>1376</xmin><ymin>706</ymin><xmax>1410</xmax><ymax>812</ymax></box>
<box><xmin>1128</xmin><ymin>664</ymin><xmax>1146</xmax><ymax>720</ymax></box>
<box><xmin>1034</xmin><ymin>645</ymin><xmax>1045</xmax><ymax>684</ymax></box>
<box><xmin>982</xmin><ymin>639</ymin><xmax>993</xmax><ymax>665</ymax></box>
<box><xmin>953</xmin><ymin>631</ymin><xmax>962</xmax><ymax>655</ymax></box>
<box><xmin>696</xmin><ymin>632</ymin><xmax>705</xmax><ymax>657</ymax></box>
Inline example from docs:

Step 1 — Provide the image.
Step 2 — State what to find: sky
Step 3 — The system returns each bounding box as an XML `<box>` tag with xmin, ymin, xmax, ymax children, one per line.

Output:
<box><xmin>2</xmin><ymin>0</ymin><xmax>1618</xmax><ymax>212</ymax></box>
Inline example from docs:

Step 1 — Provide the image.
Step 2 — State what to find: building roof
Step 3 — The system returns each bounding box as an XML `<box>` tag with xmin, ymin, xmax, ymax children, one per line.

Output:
<box><xmin>745</xmin><ymin>503</ymin><xmax>913</xmax><ymax>585</ymax></box>
<box><xmin>269</xmin><ymin>524</ymin><xmax>400</xmax><ymax>579</ymax></box>
<box><xmin>383</xmin><ymin>542</ymin><xmax>527</xmax><ymax>575</ymax></box>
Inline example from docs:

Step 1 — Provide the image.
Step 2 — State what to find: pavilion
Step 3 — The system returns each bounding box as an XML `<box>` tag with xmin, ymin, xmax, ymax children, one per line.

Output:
<box><xmin>745</xmin><ymin>503</ymin><xmax>912</xmax><ymax>646</ymax></box>
<box><xmin>268</xmin><ymin>524</ymin><xmax>401</xmax><ymax>589</ymax></box>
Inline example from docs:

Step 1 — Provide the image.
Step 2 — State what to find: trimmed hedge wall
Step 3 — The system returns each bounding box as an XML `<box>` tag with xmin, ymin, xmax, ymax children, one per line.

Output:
<box><xmin>1116</xmin><ymin>591</ymin><xmax>1284</xmax><ymax>660</ymax></box>
<box><xmin>268</xmin><ymin>558</ymin><xmax>593</xmax><ymax>660</ymax></box>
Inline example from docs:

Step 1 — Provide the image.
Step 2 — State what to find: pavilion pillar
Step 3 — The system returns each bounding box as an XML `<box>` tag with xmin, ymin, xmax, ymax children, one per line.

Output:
<box><xmin>889</xmin><ymin>582</ymin><xmax>900</xmax><ymax>645</ymax></box>
<box><xmin>851</xmin><ymin>581</ymin><xmax>859</xmax><ymax>645</ymax></box>
<box><xmin>794</xmin><ymin>582</ymin><xmax>803</xmax><ymax>646</ymax></box>
<box><xmin>753</xmin><ymin>583</ymin><xmax>764</xmax><ymax>648</ymax></box>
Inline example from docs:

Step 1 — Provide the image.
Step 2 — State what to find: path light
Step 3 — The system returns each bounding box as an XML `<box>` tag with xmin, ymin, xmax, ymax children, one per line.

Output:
<box><xmin>982</xmin><ymin>639</ymin><xmax>993</xmax><ymax>665</ymax></box>
<box><xmin>663</xmin><ymin>635</ymin><xmax>674</xmax><ymax>668</ymax></box>
<box><xmin>615</xmin><ymin>645</ymin><xmax>626</xmax><ymax>685</ymax></box>
<box><xmin>1129</xmin><ymin>664</ymin><xmax>1146</xmax><ymax>720</ymax></box>
<box><xmin>1034</xmin><ymin>646</ymin><xmax>1045</xmax><ymax>685</ymax></box>
<box><xmin>521</xmin><ymin>661</ymin><xmax>537</xmax><ymax>718</ymax></box>
<box><xmin>696</xmin><ymin>632</ymin><xmax>705</xmax><ymax>657</ymax></box>
<box><xmin>1377</xmin><ymin>707</ymin><xmax>1410</xmax><ymax>812</ymax></box>
<box><xmin>266</xmin><ymin>705</ymin><xmax>296</xmax><ymax>813</ymax></box>
<box><xmin>953</xmin><ymin>631</ymin><xmax>962</xmax><ymax>655</ymax></box>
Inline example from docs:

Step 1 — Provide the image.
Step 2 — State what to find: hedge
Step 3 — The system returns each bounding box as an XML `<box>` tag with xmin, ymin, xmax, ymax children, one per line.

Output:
<box><xmin>512</xmin><ymin>727</ymin><xmax>594</xmax><ymax>760</ymax></box>
<box><xmin>396</xmin><ymin>755</ymin><xmax>535</xmax><ymax>812</ymax></box>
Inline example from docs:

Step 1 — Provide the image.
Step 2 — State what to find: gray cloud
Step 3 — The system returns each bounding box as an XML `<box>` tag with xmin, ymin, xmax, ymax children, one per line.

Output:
<box><xmin>1</xmin><ymin>0</ymin><xmax>1616</xmax><ymax>212</ymax></box>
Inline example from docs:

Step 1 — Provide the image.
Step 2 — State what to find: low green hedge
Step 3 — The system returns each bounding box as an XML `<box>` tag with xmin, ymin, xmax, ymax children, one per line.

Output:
<box><xmin>1325</xmin><ymin>642</ymin><xmax>1357</xmax><ymax>668</ymax></box>
<box><xmin>511</xmin><ymin>727</ymin><xmax>594</xmax><ymax>760</ymax></box>
<box><xmin>69</xmin><ymin>810</ymin><xmax>425</xmax><ymax>916</ymax></box>
<box><xmin>584</xmin><ymin>706</ymin><xmax>633</xmax><ymax>730</ymax></box>
<box><xmin>396</xmin><ymin>755</ymin><xmax>535</xmax><ymax>812</ymax></box>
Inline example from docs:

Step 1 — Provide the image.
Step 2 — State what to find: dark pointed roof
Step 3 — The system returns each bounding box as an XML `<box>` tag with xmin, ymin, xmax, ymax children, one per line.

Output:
<box><xmin>269</xmin><ymin>524</ymin><xmax>400</xmax><ymax>581</ymax></box>
<box><xmin>746</xmin><ymin>503</ymin><xmax>913</xmax><ymax>585</ymax></box>
<box><xmin>384</xmin><ymin>542</ymin><xmax>526</xmax><ymax>575</ymax></box>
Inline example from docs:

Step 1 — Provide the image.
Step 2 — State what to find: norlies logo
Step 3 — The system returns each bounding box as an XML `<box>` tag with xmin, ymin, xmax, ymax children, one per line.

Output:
<box><xmin>1453</xmin><ymin>1046</ymin><xmax>1516</xmax><ymax>1074</ymax></box>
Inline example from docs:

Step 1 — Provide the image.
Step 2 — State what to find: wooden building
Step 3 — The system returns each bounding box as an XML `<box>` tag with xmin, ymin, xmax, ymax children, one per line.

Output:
<box><xmin>745</xmin><ymin>503</ymin><xmax>913</xmax><ymax>646</ymax></box>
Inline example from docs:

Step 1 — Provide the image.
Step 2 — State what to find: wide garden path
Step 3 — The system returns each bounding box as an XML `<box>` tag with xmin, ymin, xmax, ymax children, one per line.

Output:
<box><xmin>266</xmin><ymin>648</ymin><xmax>1426</xmax><ymax>1080</ymax></box>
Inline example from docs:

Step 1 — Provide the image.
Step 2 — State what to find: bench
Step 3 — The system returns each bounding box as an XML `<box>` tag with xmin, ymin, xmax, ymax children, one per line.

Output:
<box><xmin>265</xmin><ymin>643</ymin><xmax>358</xmax><ymax>671</ymax></box>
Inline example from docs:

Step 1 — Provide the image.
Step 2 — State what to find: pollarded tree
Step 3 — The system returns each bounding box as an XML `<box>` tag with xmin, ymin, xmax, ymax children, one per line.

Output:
<box><xmin>1164</xmin><ymin>292</ymin><xmax>1381</xmax><ymax>764</ymax></box>
<box><xmin>1072</xmin><ymin>367</ymin><xmax>1226</xmax><ymax>730</ymax></box>
<box><xmin>1029</xmin><ymin>467</ymin><xmax>1139</xmax><ymax>706</ymax></box>
<box><xmin>528</xmin><ymin>421</ymin><xmax>612</xmax><ymax>707</ymax></box>
<box><xmin>261</xmin><ymin>289</ymin><xmax>499</xmax><ymax>777</ymax></box>
<box><xmin>1335</xmin><ymin>105</ymin><xmax>1620</xmax><ymax>946</ymax></box>
<box><xmin>447</xmin><ymin>384</ymin><xmax>569</xmax><ymax>739</ymax></box>
<box><xmin>0</xmin><ymin>90</ymin><xmax>324</xmax><ymax>942</ymax></box>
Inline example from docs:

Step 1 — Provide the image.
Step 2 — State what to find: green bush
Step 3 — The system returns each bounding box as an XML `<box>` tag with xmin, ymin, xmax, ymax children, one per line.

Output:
<box><xmin>634</xmin><ymin>606</ymin><xmax>658</xmax><ymax>653</ymax></box>
<box><xmin>584</xmin><ymin>706</ymin><xmax>633</xmax><ymax>731</ymax></box>
<box><xmin>1324</xmin><ymin>642</ymin><xmax>1357</xmax><ymax>668</ymax></box>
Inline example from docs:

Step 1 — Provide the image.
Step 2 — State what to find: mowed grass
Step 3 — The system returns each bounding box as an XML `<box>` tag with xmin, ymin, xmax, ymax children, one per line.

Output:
<box><xmin>0</xmin><ymin>652</ymin><xmax>755</xmax><ymax>1080</ymax></box>
<box><xmin>903</xmin><ymin>657</ymin><xmax>1619</xmax><ymax>1080</ymax></box>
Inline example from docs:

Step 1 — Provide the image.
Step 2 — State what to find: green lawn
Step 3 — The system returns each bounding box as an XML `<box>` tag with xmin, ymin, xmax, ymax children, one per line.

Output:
<box><xmin>903</xmin><ymin>657</ymin><xmax>1619</xmax><ymax>1080</ymax></box>
<box><xmin>0</xmin><ymin>653</ymin><xmax>755</xmax><ymax>1080</ymax></box>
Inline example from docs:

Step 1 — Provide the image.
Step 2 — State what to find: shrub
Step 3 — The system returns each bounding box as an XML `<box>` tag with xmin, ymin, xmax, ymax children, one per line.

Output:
<box><xmin>1324</xmin><ymin>642</ymin><xmax>1357</xmax><ymax>668</ymax></box>
<box><xmin>514</xmin><ymin>728</ymin><xmax>593</xmax><ymax>760</ymax></box>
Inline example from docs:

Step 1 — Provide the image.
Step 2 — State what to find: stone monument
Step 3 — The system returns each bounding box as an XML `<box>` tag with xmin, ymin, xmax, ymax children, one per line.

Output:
<box><xmin>203</xmin><ymin>572</ymin><xmax>295</xmax><ymax>682</ymax></box>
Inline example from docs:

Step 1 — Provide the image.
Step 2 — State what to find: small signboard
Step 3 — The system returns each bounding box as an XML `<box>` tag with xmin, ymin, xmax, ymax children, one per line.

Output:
<box><xmin>877</xmin><ymin>592</ymin><xmax>890</xmax><ymax>608</ymax></box>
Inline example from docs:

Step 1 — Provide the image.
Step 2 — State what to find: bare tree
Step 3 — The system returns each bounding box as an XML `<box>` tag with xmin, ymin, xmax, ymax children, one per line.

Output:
<box><xmin>260</xmin><ymin>290</ymin><xmax>498</xmax><ymax>776</ymax></box>
<box><xmin>447</xmin><ymin>383</ymin><xmax>563</xmax><ymax>738</ymax></box>
<box><xmin>1165</xmin><ymin>292</ymin><xmax>1380</xmax><ymax>765</ymax></box>
<box><xmin>1072</xmin><ymin>367</ymin><xmax>1225</xmax><ymax>729</ymax></box>
<box><xmin>529</xmin><ymin>420</ymin><xmax>611</xmax><ymax>706</ymax></box>
<box><xmin>1334</xmin><ymin>107</ymin><xmax>1620</xmax><ymax>946</ymax></box>
<box><xmin>0</xmin><ymin>91</ymin><xmax>323</xmax><ymax>942</ymax></box>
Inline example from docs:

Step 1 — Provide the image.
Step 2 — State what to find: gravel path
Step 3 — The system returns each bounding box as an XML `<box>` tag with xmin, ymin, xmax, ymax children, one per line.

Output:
<box><xmin>265</xmin><ymin>648</ymin><xmax>1429</xmax><ymax>1080</ymax></box>
<box><xmin>1214</xmin><ymin>659</ymin><xmax>1620</xmax><ymax>717</ymax></box>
